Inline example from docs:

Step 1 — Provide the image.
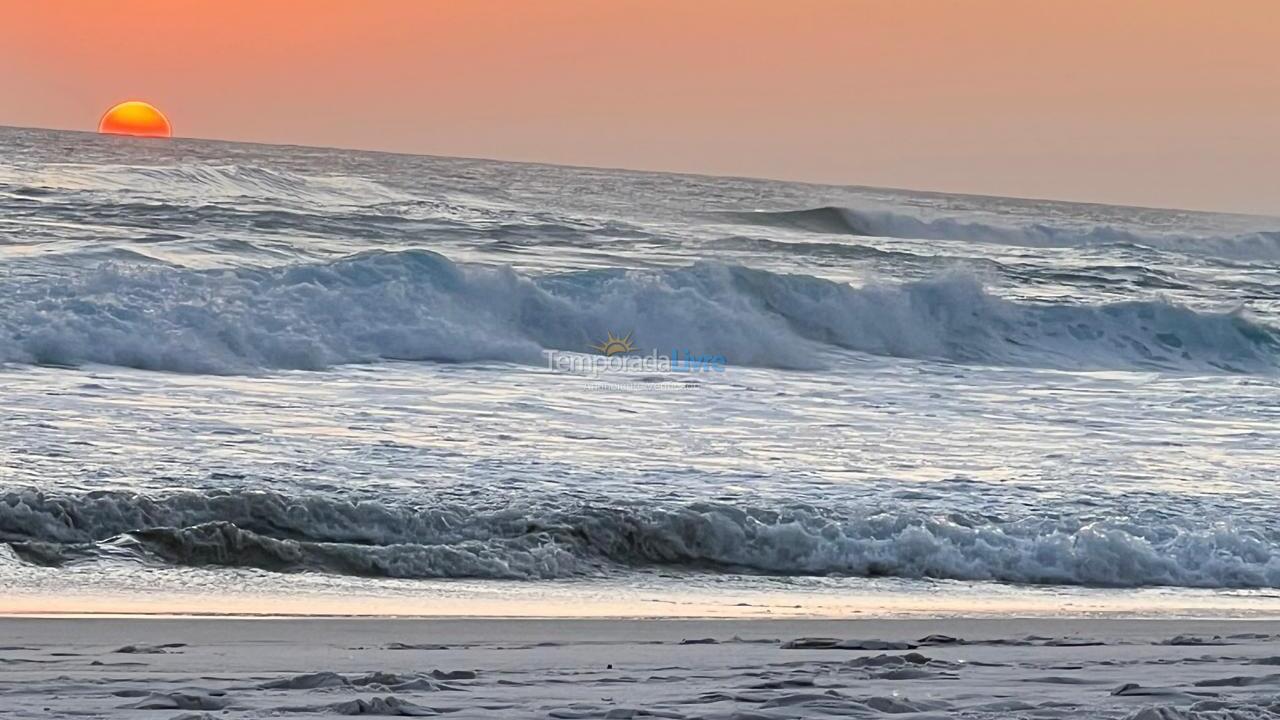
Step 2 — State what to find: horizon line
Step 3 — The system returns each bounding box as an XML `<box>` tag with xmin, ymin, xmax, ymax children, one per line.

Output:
<box><xmin>3</xmin><ymin>123</ymin><xmax>1275</xmax><ymax>221</ymax></box>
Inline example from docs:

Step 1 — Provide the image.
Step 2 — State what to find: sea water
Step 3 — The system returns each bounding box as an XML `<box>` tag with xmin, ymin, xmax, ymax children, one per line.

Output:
<box><xmin>2</xmin><ymin>126</ymin><xmax>1280</xmax><ymax>616</ymax></box>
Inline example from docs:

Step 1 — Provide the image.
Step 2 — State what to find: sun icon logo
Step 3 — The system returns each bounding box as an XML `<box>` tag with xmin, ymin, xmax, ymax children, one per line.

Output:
<box><xmin>591</xmin><ymin>331</ymin><xmax>637</xmax><ymax>356</ymax></box>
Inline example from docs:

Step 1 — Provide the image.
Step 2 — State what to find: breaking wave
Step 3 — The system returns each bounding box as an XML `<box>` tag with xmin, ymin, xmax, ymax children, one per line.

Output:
<box><xmin>0</xmin><ymin>250</ymin><xmax>1275</xmax><ymax>374</ymax></box>
<box><xmin>3</xmin><ymin>489</ymin><xmax>1279</xmax><ymax>588</ymax></box>
<box><xmin>0</xmin><ymin>162</ymin><xmax>411</xmax><ymax>208</ymax></box>
<box><xmin>720</xmin><ymin>206</ymin><xmax>1280</xmax><ymax>262</ymax></box>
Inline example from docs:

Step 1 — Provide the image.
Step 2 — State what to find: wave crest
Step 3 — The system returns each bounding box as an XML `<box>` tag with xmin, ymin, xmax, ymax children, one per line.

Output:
<box><xmin>0</xmin><ymin>250</ymin><xmax>1275</xmax><ymax>374</ymax></box>
<box><xmin>720</xmin><ymin>206</ymin><xmax>1280</xmax><ymax>261</ymax></box>
<box><xmin>0</xmin><ymin>162</ymin><xmax>410</xmax><ymax>207</ymax></box>
<box><xmin>3</xmin><ymin>489</ymin><xmax>1279</xmax><ymax>588</ymax></box>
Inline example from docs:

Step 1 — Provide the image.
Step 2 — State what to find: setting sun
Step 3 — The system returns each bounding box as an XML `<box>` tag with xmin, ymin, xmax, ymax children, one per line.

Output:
<box><xmin>98</xmin><ymin>100</ymin><xmax>172</xmax><ymax>138</ymax></box>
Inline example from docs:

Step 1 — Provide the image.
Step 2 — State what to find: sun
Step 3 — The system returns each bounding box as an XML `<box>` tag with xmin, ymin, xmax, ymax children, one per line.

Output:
<box><xmin>98</xmin><ymin>101</ymin><xmax>172</xmax><ymax>138</ymax></box>
<box><xmin>591</xmin><ymin>331</ymin><xmax>636</xmax><ymax>356</ymax></box>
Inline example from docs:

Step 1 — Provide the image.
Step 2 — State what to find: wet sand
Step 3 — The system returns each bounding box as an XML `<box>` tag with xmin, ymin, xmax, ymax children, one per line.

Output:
<box><xmin>5</xmin><ymin>617</ymin><xmax>1280</xmax><ymax>718</ymax></box>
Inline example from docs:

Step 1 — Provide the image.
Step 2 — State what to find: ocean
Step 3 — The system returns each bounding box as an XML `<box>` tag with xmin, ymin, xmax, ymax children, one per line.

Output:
<box><xmin>2</xmin><ymin>125</ymin><xmax>1280</xmax><ymax>617</ymax></box>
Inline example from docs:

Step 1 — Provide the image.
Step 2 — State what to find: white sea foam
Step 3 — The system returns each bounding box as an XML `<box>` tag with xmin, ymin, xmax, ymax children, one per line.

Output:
<box><xmin>3</xmin><ymin>489</ymin><xmax>1279</xmax><ymax>588</ymax></box>
<box><xmin>0</xmin><ymin>250</ymin><xmax>1274</xmax><ymax>374</ymax></box>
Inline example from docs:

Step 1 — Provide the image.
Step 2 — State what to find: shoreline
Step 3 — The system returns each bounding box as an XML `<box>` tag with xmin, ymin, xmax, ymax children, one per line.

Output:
<box><xmin>15</xmin><ymin>608</ymin><xmax>1280</xmax><ymax>621</ymax></box>
<box><xmin>4</xmin><ymin>589</ymin><xmax>1280</xmax><ymax>621</ymax></box>
<box><xmin>8</xmin><ymin>615</ymin><xmax>1280</xmax><ymax>637</ymax></box>
<box><xmin>7</xmin><ymin>565</ymin><xmax>1280</xmax><ymax>622</ymax></box>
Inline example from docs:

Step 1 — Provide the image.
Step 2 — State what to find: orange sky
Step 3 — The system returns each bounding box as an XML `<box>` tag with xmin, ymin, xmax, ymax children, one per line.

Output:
<box><xmin>2</xmin><ymin>0</ymin><xmax>1277</xmax><ymax>214</ymax></box>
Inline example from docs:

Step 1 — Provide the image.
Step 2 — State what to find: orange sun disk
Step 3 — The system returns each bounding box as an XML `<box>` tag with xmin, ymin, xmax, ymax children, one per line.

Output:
<box><xmin>98</xmin><ymin>101</ymin><xmax>172</xmax><ymax>138</ymax></box>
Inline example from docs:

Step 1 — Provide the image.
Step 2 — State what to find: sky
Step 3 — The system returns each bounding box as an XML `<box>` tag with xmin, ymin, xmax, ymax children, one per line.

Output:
<box><xmin>2</xmin><ymin>0</ymin><xmax>1277</xmax><ymax>215</ymax></box>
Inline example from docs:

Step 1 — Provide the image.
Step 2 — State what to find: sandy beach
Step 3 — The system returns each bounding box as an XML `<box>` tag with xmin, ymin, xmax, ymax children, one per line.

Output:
<box><xmin>5</xmin><ymin>616</ymin><xmax>1280</xmax><ymax>718</ymax></box>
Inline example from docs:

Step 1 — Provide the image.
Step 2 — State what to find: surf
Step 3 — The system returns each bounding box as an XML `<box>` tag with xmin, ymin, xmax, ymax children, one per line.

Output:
<box><xmin>5</xmin><ymin>488</ymin><xmax>1280</xmax><ymax>589</ymax></box>
<box><xmin>718</xmin><ymin>206</ymin><xmax>1280</xmax><ymax>262</ymax></box>
<box><xmin>0</xmin><ymin>249</ymin><xmax>1275</xmax><ymax>375</ymax></box>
